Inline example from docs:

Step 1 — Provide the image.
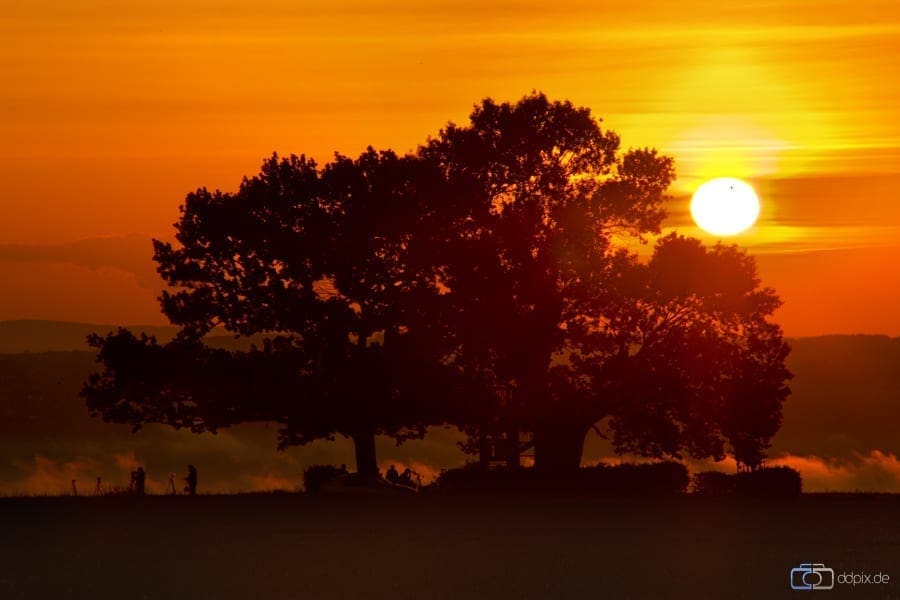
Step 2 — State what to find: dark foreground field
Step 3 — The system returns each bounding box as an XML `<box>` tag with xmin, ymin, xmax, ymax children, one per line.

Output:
<box><xmin>1</xmin><ymin>494</ymin><xmax>899</xmax><ymax>599</ymax></box>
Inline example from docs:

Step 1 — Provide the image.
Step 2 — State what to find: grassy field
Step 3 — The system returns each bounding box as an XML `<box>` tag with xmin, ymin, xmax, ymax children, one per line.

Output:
<box><xmin>1</xmin><ymin>493</ymin><xmax>899</xmax><ymax>599</ymax></box>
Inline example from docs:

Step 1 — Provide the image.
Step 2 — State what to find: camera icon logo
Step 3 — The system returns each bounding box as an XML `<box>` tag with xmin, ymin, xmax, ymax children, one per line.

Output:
<box><xmin>791</xmin><ymin>563</ymin><xmax>835</xmax><ymax>590</ymax></box>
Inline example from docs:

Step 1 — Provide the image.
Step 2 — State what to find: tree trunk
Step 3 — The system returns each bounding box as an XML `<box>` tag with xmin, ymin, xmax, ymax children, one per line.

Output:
<box><xmin>533</xmin><ymin>421</ymin><xmax>588</xmax><ymax>475</ymax></box>
<box><xmin>350</xmin><ymin>331</ymin><xmax>379</xmax><ymax>484</ymax></box>
<box><xmin>506</xmin><ymin>427</ymin><xmax>521</xmax><ymax>470</ymax></box>
<box><xmin>478</xmin><ymin>432</ymin><xmax>491</xmax><ymax>470</ymax></box>
<box><xmin>351</xmin><ymin>430</ymin><xmax>379</xmax><ymax>483</ymax></box>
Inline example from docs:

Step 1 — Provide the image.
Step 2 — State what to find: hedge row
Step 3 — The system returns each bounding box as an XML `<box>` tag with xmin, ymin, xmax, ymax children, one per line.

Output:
<box><xmin>693</xmin><ymin>466</ymin><xmax>802</xmax><ymax>496</ymax></box>
<box><xmin>432</xmin><ymin>461</ymin><xmax>690</xmax><ymax>494</ymax></box>
<box><xmin>306</xmin><ymin>462</ymin><xmax>803</xmax><ymax>496</ymax></box>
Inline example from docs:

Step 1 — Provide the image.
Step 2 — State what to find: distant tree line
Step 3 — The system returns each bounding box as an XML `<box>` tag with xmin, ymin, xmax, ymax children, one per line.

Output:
<box><xmin>82</xmin><ymin>93</ymin><xmax>791</xmax><ymax>482</ymax></box>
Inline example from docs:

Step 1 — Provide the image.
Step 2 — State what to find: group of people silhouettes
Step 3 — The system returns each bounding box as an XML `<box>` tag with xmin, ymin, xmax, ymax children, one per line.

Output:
<box><xmin>127</xmin><ymin>465</ymin><xmax>197</xmax><ymax>496</ymax></box>
<box><xmin>385</xmin><ymin>465</ymin><xmax>419</xmax><ymax>488</ymax></box>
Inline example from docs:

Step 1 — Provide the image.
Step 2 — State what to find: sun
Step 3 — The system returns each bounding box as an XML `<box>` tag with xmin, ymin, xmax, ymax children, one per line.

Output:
<box><xmin>690</xmin><ymin>178</ymin><xmax>760</xmax><ymax>236</ymax></box>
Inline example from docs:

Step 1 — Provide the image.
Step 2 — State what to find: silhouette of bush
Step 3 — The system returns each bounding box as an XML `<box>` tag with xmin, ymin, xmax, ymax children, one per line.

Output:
<box><xmin>432</xmin><ymin>461</ymin><xmax>689</xmax><ymax>494</ymax></box>
<box><xmin>303</xmin><ymin>465</ymin><xmax>344</xmax><ymax>494</ymax></box>
<box><xmin>579</xmin><ymin>462</ymin><xmax>690</xmax><ymax>495</ymax></box>
<box><xmin>691</xmin><ymin>467</ymin><xmax>802</xmax><ymax>496</ymax></box>
<box><xmin>431</xmin><ymin>463</ymin><xmax>533</xmax><ymax>493</ymax></box>
<box><xmin>735</xmin><ymin>466</ymin><xmax>802</xmax><ymax>496</ymax></box>
<box><xmin>692</xmin><ymin>471</ymin><xmax>737</xmax><ymax>495</ymax></box>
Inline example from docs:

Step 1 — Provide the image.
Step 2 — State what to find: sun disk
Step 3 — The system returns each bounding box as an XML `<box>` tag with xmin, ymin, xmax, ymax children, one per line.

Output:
<box><xmin>690</xmin><ymin>178</ymin><xmax>760</xmax><ymax>236</ymax></box>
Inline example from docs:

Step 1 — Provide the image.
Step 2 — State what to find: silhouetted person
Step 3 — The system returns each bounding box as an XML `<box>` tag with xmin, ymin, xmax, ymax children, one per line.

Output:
<box><xmin>184</xmin><ymin>464</ymin><xmax>198</xmax><ymax>496</ymax></box>
<box><xmin>129</xmin><ymin>469</ymin><xmax>137</xmax><ymax>493</ymax></box>
<box><xmin>134</xmin><ymin>467</ymin><xmax>146</xmax><ymax>496</ymax></box>
<box><xmin>386</xmin><ymin>465</ymin><xmax>399</xmax><ymax>484</ymax></box>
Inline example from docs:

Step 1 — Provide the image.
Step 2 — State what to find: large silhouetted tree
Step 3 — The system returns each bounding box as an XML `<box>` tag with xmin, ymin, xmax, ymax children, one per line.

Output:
<box><xmin>419</xmin><ymin>93</ymin><xmax>668</xmax><ymax>470</ymax></box>
<box><xmin>84</xmin><ymin>150</ymin><xmax>450</xmax><ymax>480</ymax></box>
<box><xmin>418</xmin><ymin>93</ymin><xmax>789</xmax><ymax>472</ymax></box>
<box><xmin>84</xmin><ymin>92</ymin><xmax>791</xmax><ymax>483</ymax></box>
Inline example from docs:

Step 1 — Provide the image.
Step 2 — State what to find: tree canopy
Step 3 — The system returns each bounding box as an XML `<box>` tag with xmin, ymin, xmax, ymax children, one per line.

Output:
<box><xmin>83</xmin><ymin>92</ymin><xmax>791</xmax><ymax>480</ymax></box>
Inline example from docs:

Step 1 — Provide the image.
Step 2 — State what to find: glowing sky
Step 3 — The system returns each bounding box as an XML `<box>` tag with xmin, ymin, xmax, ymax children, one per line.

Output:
<box><xmin>1</xmin><ymin>0</ymin><xmax>899</xmax><ymax>335</ymax></box>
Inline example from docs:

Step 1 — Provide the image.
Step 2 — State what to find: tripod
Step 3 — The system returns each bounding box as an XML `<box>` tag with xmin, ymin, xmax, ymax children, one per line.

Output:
<box><xmin>166</xmin><ymin>473</ymin><xmax>177</xmax><ymax>495</ymax></box>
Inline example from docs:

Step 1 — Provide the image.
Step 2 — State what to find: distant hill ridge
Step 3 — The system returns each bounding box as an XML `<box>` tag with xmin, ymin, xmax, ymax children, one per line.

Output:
<box><xmin>1</xmin><ymin>319</ymin><xmax>897</xmax><ymax>354</ymax></box>
<box><xmin>0</xmin><ymin>320</ymin><xmax>267</xmax><ymax>353</ymax></box>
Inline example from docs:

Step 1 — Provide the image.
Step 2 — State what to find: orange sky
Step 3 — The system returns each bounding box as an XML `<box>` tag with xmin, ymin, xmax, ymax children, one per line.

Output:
<box><xmin>1</xmin><ymin>0</ymin><xmax>899</xmax><ymax>335</ymax></box>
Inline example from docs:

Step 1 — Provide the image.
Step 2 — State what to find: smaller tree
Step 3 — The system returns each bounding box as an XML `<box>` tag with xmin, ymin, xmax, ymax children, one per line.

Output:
<box><xmin>565</xmin><ymin>234</ymin><xmax>792</xmax><ymax>469</ymax></box>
